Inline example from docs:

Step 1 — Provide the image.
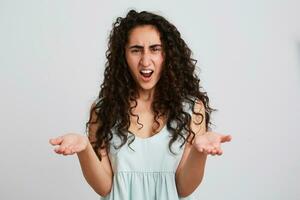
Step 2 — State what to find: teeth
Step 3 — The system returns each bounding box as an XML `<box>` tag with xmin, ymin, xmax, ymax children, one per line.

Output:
<box><xmin>140</xmin><ymin>69</ymin><xmax>153</xmax><ymax>73</ymax></box>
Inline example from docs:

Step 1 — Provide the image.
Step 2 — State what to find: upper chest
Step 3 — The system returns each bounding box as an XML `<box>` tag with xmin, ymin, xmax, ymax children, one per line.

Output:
<box><xmin>128</xmin><ymin>105</ymin><xmax>166</xmax><ymax>138</ymax></box>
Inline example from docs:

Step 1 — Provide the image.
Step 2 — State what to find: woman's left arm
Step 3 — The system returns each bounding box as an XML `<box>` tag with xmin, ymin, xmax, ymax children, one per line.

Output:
<box><xmin>175</xmin><ymin>100</ymin><xmax>232</xmax><ymax>197</ymax></box>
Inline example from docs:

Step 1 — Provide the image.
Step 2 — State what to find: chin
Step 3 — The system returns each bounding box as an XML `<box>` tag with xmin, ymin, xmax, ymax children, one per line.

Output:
<box><xmin>138</xmin><ymin>83</ymin><xmax>156</xmax><ymax>91</ymax></box>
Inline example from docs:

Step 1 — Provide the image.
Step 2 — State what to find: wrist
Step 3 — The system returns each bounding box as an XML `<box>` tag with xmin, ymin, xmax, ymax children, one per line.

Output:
<box><xmin>191</xmin><ymin>132</ymin><xmax>205</xmax><ymax>145</ymax></box>
<box><xmin>77</xmin><ymin>138</ymin><xmax>92</xmax><ymax>156</ymax></box>
<box><xmin>190</xmin><ymin>145</ymin><xmax>208</xmax><ymax>163</ymax></box>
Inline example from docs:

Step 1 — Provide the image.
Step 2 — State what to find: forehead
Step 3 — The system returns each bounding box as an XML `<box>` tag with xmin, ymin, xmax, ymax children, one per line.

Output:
<box><xmin>127</xmin><ymin>25</ymin><xmax>162</xmax><ymax>46</ymax></box>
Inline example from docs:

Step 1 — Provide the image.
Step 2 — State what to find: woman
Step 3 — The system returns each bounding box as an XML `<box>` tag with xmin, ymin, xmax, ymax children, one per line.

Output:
<box><xmin>49</xmin><ymin>10</ymin><xmax>232</xmax><ymax>200</ymax></box>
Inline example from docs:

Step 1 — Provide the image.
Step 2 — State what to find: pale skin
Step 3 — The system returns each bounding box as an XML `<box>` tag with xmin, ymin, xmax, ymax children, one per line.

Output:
<box><xmin>49</xmin><ymin>25</ymin><xmax>232</xmax><ymax>197</ymax></box>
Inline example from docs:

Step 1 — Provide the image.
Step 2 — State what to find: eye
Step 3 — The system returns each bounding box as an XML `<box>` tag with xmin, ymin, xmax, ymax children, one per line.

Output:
<box><xmin>151</xmin><ymin>47</ymin><xmax>162</xmax><ymax>52</ymax></box>
<box><xmin>131</xmin><ymin>49</ymin><xmax>141</xmax><ymax>53</ymax></box>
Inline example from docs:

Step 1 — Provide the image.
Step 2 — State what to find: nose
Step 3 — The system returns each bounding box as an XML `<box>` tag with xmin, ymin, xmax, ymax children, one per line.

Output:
<box><xmin>140</xmin><ymin>51</ymin><xmax>151</xmax><ymax>67</ymax></box>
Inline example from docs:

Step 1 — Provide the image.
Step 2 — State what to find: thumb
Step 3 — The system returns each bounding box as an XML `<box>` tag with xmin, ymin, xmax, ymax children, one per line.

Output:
<box><xmin>49</xmin><ymin>136</ymin><xmax>63</xmax><ymax>145</ymax></box>
<box><xmin>220</xmin><ymin>134</ymin><xmax>232</xmax><ymax>143</ymax></box>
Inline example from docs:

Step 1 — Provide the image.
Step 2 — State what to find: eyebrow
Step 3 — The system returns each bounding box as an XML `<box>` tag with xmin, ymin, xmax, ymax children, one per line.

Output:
<box><xmin>128</xmin><ymin>44</ymin><xmax>162</xmax><ymax>49</ymax></box>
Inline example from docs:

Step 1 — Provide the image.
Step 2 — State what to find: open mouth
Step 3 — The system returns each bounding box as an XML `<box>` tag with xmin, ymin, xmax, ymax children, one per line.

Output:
<box><xmin>139</xmin><ymin>69</ymin><xmax>154</xmax><ymax>78</ymax></box>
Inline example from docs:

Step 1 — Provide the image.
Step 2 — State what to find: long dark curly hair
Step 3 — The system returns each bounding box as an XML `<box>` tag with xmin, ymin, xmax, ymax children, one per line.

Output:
<box><xmin>85</xmin><ymin>9</ymin><xmax>215</xmax><ymax>160</ymax></box>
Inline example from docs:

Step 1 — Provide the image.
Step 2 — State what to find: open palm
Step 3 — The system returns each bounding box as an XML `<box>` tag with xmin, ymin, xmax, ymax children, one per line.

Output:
<box><xmin>193</xmin><ymin>132</ymin><xmax>232</xmax><ymax>156</ymax></box>
<box><xmin>49</xmin><ymin>133</ymin><xmax>89</xmax><ymax>156</ymax></box>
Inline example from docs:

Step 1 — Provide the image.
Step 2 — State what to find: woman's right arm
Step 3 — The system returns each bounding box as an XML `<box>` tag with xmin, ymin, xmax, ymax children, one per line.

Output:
<box><xmin>77</xmin><ymin>102</ymin><xmax>113</xmax><ymax>196</ymax></box>
<box><xmin>50</xmin><ymin>103</ymin><xmax>113</xmax><ymax>197</ymax></box>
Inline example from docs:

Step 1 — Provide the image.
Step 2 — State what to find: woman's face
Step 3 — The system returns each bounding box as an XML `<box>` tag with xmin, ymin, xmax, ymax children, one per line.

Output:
<box><xmin>125</xmin><ymin>25</ymin><xmax>165</xmax><ymax>93</ymax></box>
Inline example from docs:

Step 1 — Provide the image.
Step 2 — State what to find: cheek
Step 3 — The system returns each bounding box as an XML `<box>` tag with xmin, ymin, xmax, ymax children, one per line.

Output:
<box><xmin>154</xmin><ymin>55</ymin><xmax>164</xmax><ymax>71</ymax></box>
<box><xmin>126</xmin><ymin>56</ymin><xmax>140</xmax><ymax>76</ymax></box>
<box><xmin>125</xmin><ymin>54</ymin><xmax>135</xmax><ymax>67</ymax></box>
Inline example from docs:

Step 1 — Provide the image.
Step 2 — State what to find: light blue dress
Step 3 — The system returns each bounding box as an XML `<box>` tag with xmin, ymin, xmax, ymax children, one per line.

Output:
<box><xmin>100</xmin><ymin>102</ymin><xmax>198</xmax><ymax>200</ymax></box>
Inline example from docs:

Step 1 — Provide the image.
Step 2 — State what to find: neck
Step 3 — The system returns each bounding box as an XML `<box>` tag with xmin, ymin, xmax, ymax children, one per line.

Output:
<box><xmin>137</xmin><ymin>87</ymin><xmax>155</xmax><ymax>103</ymax></box>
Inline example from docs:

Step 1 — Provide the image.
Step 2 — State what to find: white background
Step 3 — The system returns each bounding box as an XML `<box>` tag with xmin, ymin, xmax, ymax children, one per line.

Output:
<box><xmin>1</xmin><ymin>0</ymin><xmax>299</xmax><ymax>199</ymax></box>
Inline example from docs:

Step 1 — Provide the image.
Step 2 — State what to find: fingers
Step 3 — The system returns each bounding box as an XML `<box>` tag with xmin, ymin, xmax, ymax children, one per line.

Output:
<box><xmin>50</xmin><ymin>137</ymin><xmax>74</xmax><ymax>155</ymax></box>
<box><xmin>195</xmin><ymin>132</ymin><xmax>231</xmax><ymax>156</ymax></box>
<box><xmin>53</xmin><ymin>142</ymin><xmax>84</xmax><ymax>156</ymax></box>
<box><xmin>50</xmin><ymin>135</ymin><xmax>75</xmax><ymax>156</ymax></box>
<box><xmin>208</xmin><ymin>147</ymin><xmax>222</xmax><ymax>156</ymax></box>
<box><xmin>199</xmin><ymin>144</ymin><xmax>223</xmax><ymax>156</ymax></box>
<box><xmin>220</xmin><ymin>134</ymin><xmax>232</xmax><ymax>143</ymax></box>
<box><xmin>54</xmin><ymin>145</ymin><xmax>76</xmax><ymax>156</ymax></box>
<box><xmin>50</xmin><ymin>134</ymin><xmax>87</xmax><ymax>156</ymax></box>
<box><xmin>49</xmin><ymin>136</ymin><xmax>63</xmax><ymax>145</ymax></box>
<box><xmin>63</xmin><ymin>146</ymin><xmax>75</xmax><ymax>155</ymax></box>
<box><xmin>208</xmin><ymin>133</ymin><xmax>231</xmax><ymax>155</ymax></box>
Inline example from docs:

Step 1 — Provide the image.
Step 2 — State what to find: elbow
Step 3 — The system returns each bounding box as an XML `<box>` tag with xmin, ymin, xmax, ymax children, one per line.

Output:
<box><xmin>91</xmin><ymin>177</ymin><xmax>113</xmax><ymax>197</ymax></box>
<box><xmin>178</xmin><ymin>188</ymin><xmax>193</xmax><ymax>198</ymax></box>
<box><xmin>177</xmin><ymin>179</ymin><xmax>204</xmax><ymax>198</ymax></box>
<box><xmin>95</xmin><ymin>186</ymin><xmax>112</xmax><ymax>197</ymax></box>
<box><xmin>97</xmin><ymin>191</ymin><xmax>111</xmax><ymax>198</ymax></box>
<box><xmin>178</xmin><ymin>187</ymin><xmax>197</xmax><ymax>198</ymax></box>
